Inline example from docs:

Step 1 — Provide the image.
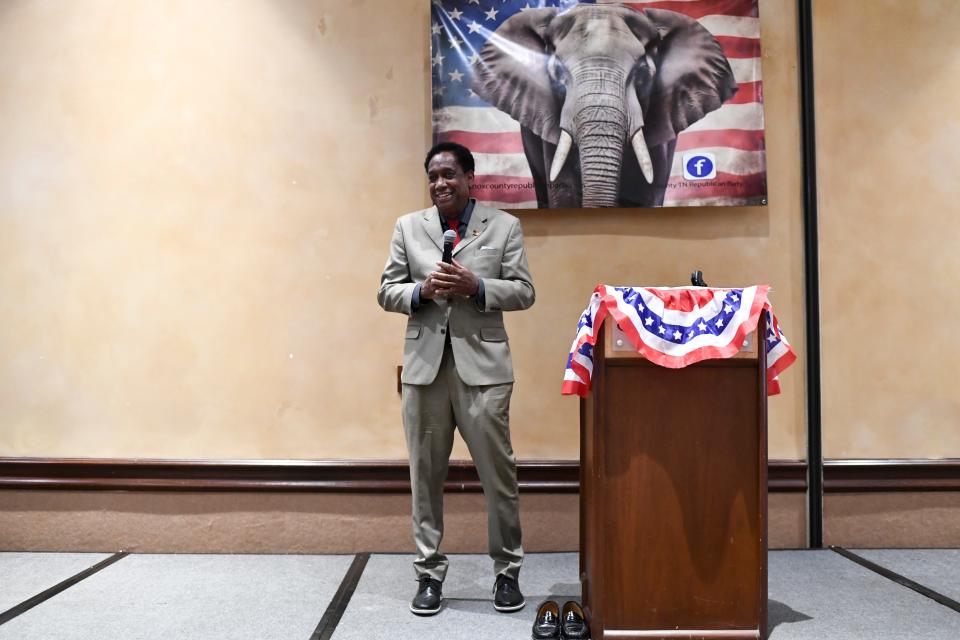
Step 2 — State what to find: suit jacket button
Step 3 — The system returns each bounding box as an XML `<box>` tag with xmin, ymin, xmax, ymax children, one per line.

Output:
<box><xmin>440</xmin><ymin>328</ymin><xmax>446</xmax><ymax>334</ymax></box>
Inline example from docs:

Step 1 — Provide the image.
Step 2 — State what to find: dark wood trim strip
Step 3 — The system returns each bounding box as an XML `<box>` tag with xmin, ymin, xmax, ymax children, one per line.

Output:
<box><xmin>0</xmin><ymin>459</ymin><xmax>582</xmax><ymax>493</ymax></box>
<box><xmin>772</xmin><ymin>460</ymin><xmax>807</xmax><ymax>493</ymax></box>
<box><xmin>0</xmin><ymin>552</ymin><xmax>129</xmax><ymax>626</ymax></box>
<box><xmin>0</xmin><ymin>458</ymin><xmax>957</xmax><ymax>493</ymax></box>
<box><xmin>823</xmin><ymin>459</ymin><xmax>960</xmax><ymax>492</ymax></box>
<box><xmin>0</xmin><ymin>458</ymin><xmax>807</xmax><ymax>493</ymax></box>
<box><xmin>603</xmin><ymin>632</ymin><xmax>759</xmax><ymax>639</ymax></box>
<box><xmin>310</xmin><ymin>552</ymin><xmax>370</xmax><ymax>640</ymax></box>
<box><xmin>831</xmin><ymin>547</ymin><xmax>960</xmax><ymax>613</ymax></box>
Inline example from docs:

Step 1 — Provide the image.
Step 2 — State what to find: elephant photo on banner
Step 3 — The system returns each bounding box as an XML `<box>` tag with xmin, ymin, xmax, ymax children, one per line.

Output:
<box><xmin>430</xmin><ymin>0</ymin><xmax>767</xmax><ymax>209</ymax></box>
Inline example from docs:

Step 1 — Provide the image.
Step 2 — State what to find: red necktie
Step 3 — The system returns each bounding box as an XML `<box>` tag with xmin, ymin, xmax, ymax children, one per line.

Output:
<box><xmin>447</xmin><ymin>217</ymin><xmax>461</xmax><ymax>247</ymax></box>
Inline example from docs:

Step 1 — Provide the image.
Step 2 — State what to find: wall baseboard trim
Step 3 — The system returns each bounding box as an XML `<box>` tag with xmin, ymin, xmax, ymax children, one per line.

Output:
<box><xmin>0</xmin><ymin>458</ymin><xmax>576</xmax><ymax>493</ymax></box>
<box><xmin>824</xmin><ymin>459</ymin><xmax>960</xmax><ymax>492</ymax></box>
<box><xmin>0</xmin><ymin>458</ymin><xmax>955</xmax><ymax>493</ymax></box>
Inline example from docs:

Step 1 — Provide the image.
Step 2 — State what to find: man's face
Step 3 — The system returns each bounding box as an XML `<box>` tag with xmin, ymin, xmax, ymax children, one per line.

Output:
<box><xmin>427</xmin><ymin>151</ymin><xmax>474</xmax><ymax>217</ymax></box>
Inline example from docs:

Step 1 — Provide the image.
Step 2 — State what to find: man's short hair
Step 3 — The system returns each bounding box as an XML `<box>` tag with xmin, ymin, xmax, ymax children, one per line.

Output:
<box><xmin>424</xmin><ymin>142</ymin><xmax>475</xmax><ymax>174</ymax></box>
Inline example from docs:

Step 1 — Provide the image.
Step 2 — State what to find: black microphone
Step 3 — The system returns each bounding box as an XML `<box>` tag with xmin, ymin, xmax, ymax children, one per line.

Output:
<box><xmin>441</xmin><ymin>229</ymin><xmax>457</xmax><ymax>263</ymax></box>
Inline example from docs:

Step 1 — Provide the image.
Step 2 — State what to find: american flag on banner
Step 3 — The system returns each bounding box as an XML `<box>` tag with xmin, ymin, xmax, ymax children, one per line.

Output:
<box><xmin>562</xmin><ymin>285</ymin><xmax>796</xmax><ymax>396</ymax></box>
<box><xmin>431</xmin><ymin>0</ymin><xmax>766</xmax><ymax>209</ymax></box>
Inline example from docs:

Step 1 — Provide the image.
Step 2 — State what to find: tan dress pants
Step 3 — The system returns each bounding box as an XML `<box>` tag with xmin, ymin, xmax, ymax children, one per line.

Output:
<box><xmin>401</xmin><ymin>344</ymin><xmax>523</xmax><ymax>582</ymax></box>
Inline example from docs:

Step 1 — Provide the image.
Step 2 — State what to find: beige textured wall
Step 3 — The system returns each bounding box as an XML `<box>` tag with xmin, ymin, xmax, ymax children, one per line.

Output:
<box><xmin>0</xmin><ymin>0</ymin><xmax>805</xmax><ymax>460</ymax></box>
<box><xmin>814</xmin><ymin>1</ymin><xmax>960</xmax><ymax>458</ymax></box>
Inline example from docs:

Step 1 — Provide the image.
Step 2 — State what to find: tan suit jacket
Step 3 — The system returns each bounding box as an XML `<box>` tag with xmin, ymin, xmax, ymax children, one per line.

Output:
<box><xmin>378</xmin><ymin>201</ymin><xmax>535</xmax><ymax>386</ymax></box>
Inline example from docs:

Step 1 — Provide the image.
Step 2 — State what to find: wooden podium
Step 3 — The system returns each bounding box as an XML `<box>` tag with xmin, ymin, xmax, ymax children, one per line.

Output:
<box><xmin>580</xmin><ymin>315</ymin><xmax>768</xmax><ymax>640</ymax></box>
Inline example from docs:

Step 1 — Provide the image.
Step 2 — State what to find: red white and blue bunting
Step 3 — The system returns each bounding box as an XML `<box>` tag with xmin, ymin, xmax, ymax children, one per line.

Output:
<box><xmin>562</xmin><ymin>285</ymin><xmax>796</xmax><ymax>397</ymax></box>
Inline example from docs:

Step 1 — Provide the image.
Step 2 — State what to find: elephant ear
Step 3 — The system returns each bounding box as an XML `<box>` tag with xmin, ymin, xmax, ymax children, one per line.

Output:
<box><xmin>639</xmin><ymin>8</ymin><xmax>739</xmax><ymax>148</ymax></box>
<box><xmin>472</xmin><ymin>8</ymin><xmax>562</xmax><ymax>145</ymax></box>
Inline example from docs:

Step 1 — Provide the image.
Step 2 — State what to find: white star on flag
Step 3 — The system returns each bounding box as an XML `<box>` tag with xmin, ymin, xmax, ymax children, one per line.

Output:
<box><xmin>432</xmin><ymin>51</ymin><xmax>445</xmax><ymax>66</ymax></box>
<box><xmin>644</xmin><ymin>316</ymin><xmax>653</xmax><ymax>326</ymax></box>
<box><xmin>449</xmin><ymin>36</ymin><xmax>462</xmax><ymax>48</ymax></box>
<box><xmin>658</xmin><ymin>326</ymin><xmax>666</xmax><ymax>335</ymax></box>
<box><xmin>725</xmin><ymin>304</ymin><xmax>733</xmax><ymax>314</ymax></box>
<box><xmin>431</xmin><ymin>23</ymin><xmax>442</xmax><ymax>35</ymax></box>
<box><xmin>448</xmin><ymin>69</ymin><xmax>464</xmax><ymax>82</ymax></box>
<box><xmin>468</xmin><ymin>52</ymin><xmax>480</xmax><ymax>65</ymax></box>
<box><xmin>449</xmin><ymin>7</ymin><xmax>463</xmax><ymax>20</ymax></box>
<box><xmin>673</xmin><ymin>330</ymin><xmax>682</xmax><ymax>340</ymax></box>
<box><xmin>731</xmin><ymin>294</ymin><xmax>739</xmax><ymax>302</ymax></box>
<box><xmin>485</xmin><ymin>7</ymin><xmax>499</xmax><ymax>20</ymax></box>
<box><xmin>768</xmin><ymin>334</ymin><xmax>777</xmax><ymax>343</ymax></box>
<box><xmin>467</xmin><ymin>20</ymin><xmax>481</xmax><ymax>34</ymax></box>
<box><xmin>717</xmin><ymin>318</ymin><xmax>724</xmax><ymax>327</ymax></box>
<box><xmin>698</xmin><ymin>321</ymin><xmax>708</xmax><ymax>332</ymax></box>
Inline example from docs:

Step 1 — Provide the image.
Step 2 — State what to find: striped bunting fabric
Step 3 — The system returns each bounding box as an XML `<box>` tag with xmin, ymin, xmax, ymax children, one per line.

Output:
<box><xmin>431</xmin><ymin>0</ymin><xmax>766</xmax><ymax>208</ymax></box>
<box><xmin>562</xmin><ymin>285</ymin><xmax>796</xmax><ymax>396</ymax></box>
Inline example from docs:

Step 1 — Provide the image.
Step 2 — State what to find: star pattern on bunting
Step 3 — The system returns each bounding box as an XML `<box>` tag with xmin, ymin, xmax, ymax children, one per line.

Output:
<box><xmin>564</xmin><ymin>288</ymin><xmax>795</xmax><ymax>399</ymax></box>
<box><xmin>616</xmin><ymin>288</ymin><xmax>753</xmax><ymax>346</ymax></box>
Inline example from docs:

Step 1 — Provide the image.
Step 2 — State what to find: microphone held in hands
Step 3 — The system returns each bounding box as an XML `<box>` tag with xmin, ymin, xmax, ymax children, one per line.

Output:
<box><xmin>441</xmin><ymin>229</ymin><xmax>457</xmax><ymax>263</ymax></box>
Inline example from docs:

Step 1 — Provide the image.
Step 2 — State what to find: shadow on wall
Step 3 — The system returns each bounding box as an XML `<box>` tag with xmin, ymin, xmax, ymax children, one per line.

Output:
<box><xmin>513</xmin><ymin>205</ymin><xmax>770</xmax><ymax>242</ymax></box>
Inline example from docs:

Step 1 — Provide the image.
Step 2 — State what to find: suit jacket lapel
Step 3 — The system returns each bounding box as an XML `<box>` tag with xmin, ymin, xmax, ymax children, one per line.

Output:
<box><xmin>453</xmin><ymin>203</ymin><xmax>489</xmax><ymax>257</ymax></box>
<box><xmin>421</xmin><ymin>207</ymin><xmax>444</xmax><ymax>251</ymax></box>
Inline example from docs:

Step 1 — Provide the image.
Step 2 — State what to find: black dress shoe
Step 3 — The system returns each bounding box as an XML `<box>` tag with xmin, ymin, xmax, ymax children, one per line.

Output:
<box><xmin>531</xmin><ymin>600</ymin><xmax>561</xmax><ymax>639</ymax></box>
<box><xmin>560</xmin><ymin>601</ymin><xmax>590</xmax><ymax>639</ymax></box>
<box><xmin>493</xmin><ymin>574</ymin><xmax>526</xmax><ymax>612</ymax></box>
<box><xmin>410</xmin><ymin>576</ymin><xmax>443</xmax><ymax>616</ymax></box>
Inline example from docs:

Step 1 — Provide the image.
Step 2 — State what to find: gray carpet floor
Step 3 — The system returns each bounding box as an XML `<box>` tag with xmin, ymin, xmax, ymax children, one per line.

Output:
<box><xmin>331</xmin><ymin>552</ymin><xmax>580</xmax><ymax>640</ymax></box>
<box><xmin>0</xmin><ymin>552</ymin><xmax>111</xmax><ymax>613</ymax></box>
<box><xmin>854</xmin><ymin>549</ymin><xmax>960</xmax><ymax>603</ymax></box>
<box><xmin>0</xmin><ymin>553</ymin><xmax>354</xmax><ymax>640</ymax></box>
<box><xmin>0</xmin><ymin>550</ymin><xmax>957</xmax><ymax>639</ymax></box>
<box><xmin>767</xmin><ymin>550</ymin><xmax>960</xmax><ymax>639</ymax></box>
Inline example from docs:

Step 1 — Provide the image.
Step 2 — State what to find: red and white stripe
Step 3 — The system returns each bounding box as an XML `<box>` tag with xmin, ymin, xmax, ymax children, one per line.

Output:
<box><xmin>434</xmin><ymin>106</ymin><xmax>537</xmax><ymax>208</ymax></box>
<box><xmin>436</xmin><ymin>0</ymin><xmax>765</xmax><ymax>209</ymax></box>
<box><xmin>608</xmin><ymin>286</ymin><xmax>765</xmax><ymax>364</ymax></box>
<box><xmin>765</xmin><ymin>311</ymin><xmax>796</xmax><ymax>395</ymax></box>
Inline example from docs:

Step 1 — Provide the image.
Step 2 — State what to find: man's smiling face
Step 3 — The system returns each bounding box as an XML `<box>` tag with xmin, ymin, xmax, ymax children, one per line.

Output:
<box><xmin>427</xmin><ymin>151</ymin><xmax>474</xmax><ymax>218</ymax></box>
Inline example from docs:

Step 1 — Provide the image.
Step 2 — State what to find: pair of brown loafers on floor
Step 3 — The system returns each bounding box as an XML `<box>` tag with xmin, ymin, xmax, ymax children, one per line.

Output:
<box><xmin>532</xmin><ymin>600</ymin><xmax>589</xmax><ymax>639</ymax></box>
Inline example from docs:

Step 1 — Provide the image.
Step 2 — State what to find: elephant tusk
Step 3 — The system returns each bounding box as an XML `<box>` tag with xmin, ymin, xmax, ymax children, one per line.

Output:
<box><xmin>631</xmin><ymin>128</ymin><xmax>655</xmax><ymax>184</ymax></box>
<box><xmin>549</xmin><ymin>130</ymin><xmax>573</xmax><ymax>183</ymax></box>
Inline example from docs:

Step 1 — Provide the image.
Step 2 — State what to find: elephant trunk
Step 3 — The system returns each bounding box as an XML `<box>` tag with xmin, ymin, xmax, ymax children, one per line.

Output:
<box><xmin>571</xmin><ymin>63</ymin><xmax>628</xmax><ymax>208</ymax></box>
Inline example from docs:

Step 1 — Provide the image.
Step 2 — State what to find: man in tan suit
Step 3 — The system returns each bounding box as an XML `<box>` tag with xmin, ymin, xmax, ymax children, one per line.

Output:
<box><xmin>378</xmin><ymin>142</ymin><xmax>535</xmax><ymax>615</ymax></box>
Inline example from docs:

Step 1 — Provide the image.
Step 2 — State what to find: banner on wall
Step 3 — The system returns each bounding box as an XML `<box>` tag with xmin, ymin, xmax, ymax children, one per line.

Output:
<box><xmin>430</xmin><ymin>0</ymin><xmax>767</xmax><ymax>209</ymax></box>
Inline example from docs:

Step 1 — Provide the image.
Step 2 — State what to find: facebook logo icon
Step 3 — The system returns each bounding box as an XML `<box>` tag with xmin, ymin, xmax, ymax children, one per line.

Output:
<box><xmin>683</xmin><ymin>153</ymin><xmax>717</xmax><ymax>180</ymax></box>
